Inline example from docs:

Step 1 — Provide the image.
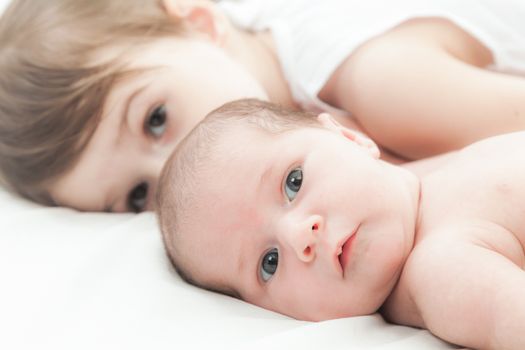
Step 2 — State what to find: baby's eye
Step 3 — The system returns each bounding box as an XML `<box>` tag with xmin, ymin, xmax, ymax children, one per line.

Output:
<box><xmin>144</xmin><ymin>105</ymin><xmax>167</xmax><ymax>138</ymax></box>
<box><xmin>260</xmin><ymin>248</ymin><xmax>279</xmax><ymax>282</ymax></box>
<box><xmin>127</xmin><ymin>182</ymin><xmax>148</xmax><ymax>213</ymax></box>
<box><xmin>284</xmin><ymin>168</ymin><xmax>303</xmax><ymax>201</ymax></box>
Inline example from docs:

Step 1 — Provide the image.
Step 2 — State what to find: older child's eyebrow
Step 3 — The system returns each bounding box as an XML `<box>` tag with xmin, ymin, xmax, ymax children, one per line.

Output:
<box><xmin>100</xmin><ymin>84</ymin><xmax>149</xmax><ymax>213</ymax></box>
<box><xmin>117</xmin><ymin>84</ymin><xmax>149</xmax><ymax>138</ymax></box>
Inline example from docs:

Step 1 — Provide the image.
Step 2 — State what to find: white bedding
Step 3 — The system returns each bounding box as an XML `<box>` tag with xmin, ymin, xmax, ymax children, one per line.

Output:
<box><xmin>0</xmin><ymin>187</ymin><xmax>463</xmax><ymax>350</ymax></box>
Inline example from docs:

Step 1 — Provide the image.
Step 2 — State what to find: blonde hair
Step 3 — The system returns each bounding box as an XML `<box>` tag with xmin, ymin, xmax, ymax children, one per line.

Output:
<box><xmin>156</xmin><ymin>98</ymin><xmax>320</xmax><ymax>296</ymax></box>
<box><xmin>0</xmin><ymin>0</ymin><xmax>190</xmax><ymax>204</ymax></box>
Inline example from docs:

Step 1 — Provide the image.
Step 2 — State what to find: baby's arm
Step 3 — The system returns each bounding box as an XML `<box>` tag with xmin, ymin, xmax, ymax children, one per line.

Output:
<box><xmin>320</xmin><ymin>21</ymin><xmax>525</xmax><ymax>160</ymax></box>
<box><xmin>404</xmin><ymin>237</ymin><xmax>525</xmax><ymax>349</ymax></box>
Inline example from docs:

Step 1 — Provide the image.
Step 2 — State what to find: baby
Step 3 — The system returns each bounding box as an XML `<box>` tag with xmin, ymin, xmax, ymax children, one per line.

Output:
<box><xmin>157</xmin><ymin>99</ymin><xmax>525</xmax><ymax>350</ymax></box>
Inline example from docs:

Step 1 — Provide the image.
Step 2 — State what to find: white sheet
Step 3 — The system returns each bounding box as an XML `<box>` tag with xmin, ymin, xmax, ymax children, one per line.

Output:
<box><xmin>0</xmin><ymin>187</ymin><xmax>463</xmax><ymax>350</ymax></box>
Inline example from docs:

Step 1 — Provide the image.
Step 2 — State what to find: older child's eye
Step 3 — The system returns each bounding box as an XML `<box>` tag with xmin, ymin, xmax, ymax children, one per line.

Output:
<box><xmin>284</xmin><ymin>168</ymin><xmax>302</xmax><ymax>201</ymax></box>
<box><xmin>127</xmin><ymin>182</ymin><xmax>148</xmax><ymax>213</ymax></box>
<box><xmin>260</xmin><ymin>248</ymin><xmax>279</xmax><ymax>282</ymax></box>
<box><xmin>145</xmin><ymin>105</ymin><xmax>167</xmax><ymax>138</ymax></box>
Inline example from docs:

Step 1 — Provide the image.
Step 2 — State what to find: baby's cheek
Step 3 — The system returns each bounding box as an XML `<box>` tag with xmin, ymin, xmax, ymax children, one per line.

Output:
<box><xmin>269</xmin><ymin>273</ymin><xmax>326</xmax><ymax>319</ymax></box>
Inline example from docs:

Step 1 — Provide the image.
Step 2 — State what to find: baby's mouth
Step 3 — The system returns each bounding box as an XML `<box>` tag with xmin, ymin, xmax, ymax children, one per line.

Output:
<box><xmin>337</xmin><ymin>227</ymin><xmax>359</xmax><ymax>276</ymax></box>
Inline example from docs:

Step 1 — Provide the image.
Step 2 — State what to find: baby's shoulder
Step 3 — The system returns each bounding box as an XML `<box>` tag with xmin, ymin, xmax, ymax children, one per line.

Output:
<box><xmin>409</xmin><ymin>219</ymin><xmax>525</xmax><ymax>285</ymax></box>
<box><xmin>420</xmin><ymin>132</ymin><xmax>525</xmax><ymax>233</ymax></box>
<box><xmin>406</xmin><ymin>232</ymin><xmax>472</xmax><ymax>273</ymax></box>
<box><xmin>400</xmin><ymin>232</ymin><xmax>487</xmax><ymax>300</ymax></box>
<box><xmin>460</xmin><ymin>130</ymin><xmax>525</xmax><ymax>157</ymax></box>
<box><xmin>385</xmin><ymin>232</ymin><xmax>477</xmax><ymax>325</ymax></box>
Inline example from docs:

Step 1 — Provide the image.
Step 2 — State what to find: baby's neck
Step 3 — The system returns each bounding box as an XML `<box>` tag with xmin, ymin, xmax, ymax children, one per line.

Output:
<box><xmin>381</xmin><ymin>159</ymin><xmax>422</xmax><ymax>248</ymax></box>
<box><xmin>401</xmin><ymin>151</ymin><xmax>456</xmax><ymax>178</ymax></box>
<box><xmin>376</xmin><ymin>163</ymin><xmax>424</xmax><ymax>328</ymax></box>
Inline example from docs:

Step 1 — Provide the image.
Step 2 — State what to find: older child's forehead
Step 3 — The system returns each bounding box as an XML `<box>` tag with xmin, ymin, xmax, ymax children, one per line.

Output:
<box><xmin>90</xmin><ymin>37</ymin><xmax>177</xmax><ymax>75</ymax></box>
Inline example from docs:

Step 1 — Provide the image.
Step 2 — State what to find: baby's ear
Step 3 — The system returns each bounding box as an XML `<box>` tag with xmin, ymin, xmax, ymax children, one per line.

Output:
<box><xmin>317</xmin><ymin>113</ymin><xmax>380</xmax><ymax>159</ymax></box>
<box><xmin>161</xmin><ymin>0</ymin><xmax>226</xmax><ymax>44</ymax></box>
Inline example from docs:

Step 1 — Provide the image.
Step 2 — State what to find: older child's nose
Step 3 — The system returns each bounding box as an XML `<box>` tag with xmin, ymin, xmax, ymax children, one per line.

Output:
<box><xmin>284</xmin><ymin>215</ymin><xmax>324</xmax><ymax>263</ymax></box>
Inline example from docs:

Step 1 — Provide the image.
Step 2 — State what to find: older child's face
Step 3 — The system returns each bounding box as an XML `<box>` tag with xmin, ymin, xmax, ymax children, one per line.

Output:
<box><xmin>178</xmin><ymin>119</ymin><xmax>420</xmax><ymax>321</ymax></box>
<box><xmin>49</xmin><ymin>38</ymin><xmax>268</xmax><ymax>212</ymax></box>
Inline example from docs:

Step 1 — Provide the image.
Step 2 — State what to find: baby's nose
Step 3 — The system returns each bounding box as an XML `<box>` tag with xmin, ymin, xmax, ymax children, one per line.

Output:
<box><xmin>286</xmin><ymin>215</ymin><xmax>324</xmax><ymax>263</ymax></box>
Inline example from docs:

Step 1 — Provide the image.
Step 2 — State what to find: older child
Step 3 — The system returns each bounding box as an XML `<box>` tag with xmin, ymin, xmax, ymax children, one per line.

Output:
<box><xmin>157</xmin><ymin>98</ymin><xmax>525</xmax><ymax>350</ymax></box>
<box><xmin>2</xmin><ymin>0</ymin><xmax>525</xmax><ymax>213</ymax></box>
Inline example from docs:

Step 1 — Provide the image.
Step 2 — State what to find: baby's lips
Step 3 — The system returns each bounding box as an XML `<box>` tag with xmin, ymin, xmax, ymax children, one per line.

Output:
<box><xmin>334</xmin><ymin>225</ymin><xmax>360</xmax><ymax>277</ymax></box>
<box><xmin>339</xmin><ymin>231</ymin><xmax>358</xmax><ymax>275</ymax></box>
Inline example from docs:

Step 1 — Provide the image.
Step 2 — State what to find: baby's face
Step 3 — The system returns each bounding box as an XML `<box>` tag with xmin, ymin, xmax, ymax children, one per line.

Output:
<box><xmin>177</xmin><ymin>121</ymin><xmax>420</xmax><ymax>321</ymax></box>
<box><xmin>48</xmin><ymin>37</ymin><xmax>267</xmax><ymax>212</ymax></box>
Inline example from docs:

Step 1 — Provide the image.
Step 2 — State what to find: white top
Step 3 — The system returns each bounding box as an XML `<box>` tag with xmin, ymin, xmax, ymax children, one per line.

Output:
<box><xmin>219</xmin><ymin>0</ymin><xmax>525</xmax><ymax>113</ymax></box>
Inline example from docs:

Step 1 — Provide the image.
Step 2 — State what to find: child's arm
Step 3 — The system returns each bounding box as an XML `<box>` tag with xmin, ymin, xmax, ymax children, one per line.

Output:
<box><xmin>403</xmin><ymin>237</ymin><xmax>525</xmax><ymax>350</ymax></box>
<box><xmin>320</xmin><ymin>22</ymin><xmax>525</xmax><ymax>160</ymax></box>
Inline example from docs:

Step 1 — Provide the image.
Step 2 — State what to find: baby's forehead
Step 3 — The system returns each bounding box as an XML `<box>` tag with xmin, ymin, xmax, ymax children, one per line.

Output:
<box><xmin>179</xmin><ymin>133</ymin><xmax>266</xmax><ymax>225</ymax></box>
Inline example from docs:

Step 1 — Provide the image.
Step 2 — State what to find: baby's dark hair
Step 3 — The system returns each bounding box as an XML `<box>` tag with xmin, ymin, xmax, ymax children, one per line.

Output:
<box><xmin>156</xmin><ymin>98</ymin><xmax>321</xmax><ymax>297</ymax></box>
<box><xmin>0</xmin><ymin>0</ymin><xmax>190</xmax><ymax>204</ymax></box>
